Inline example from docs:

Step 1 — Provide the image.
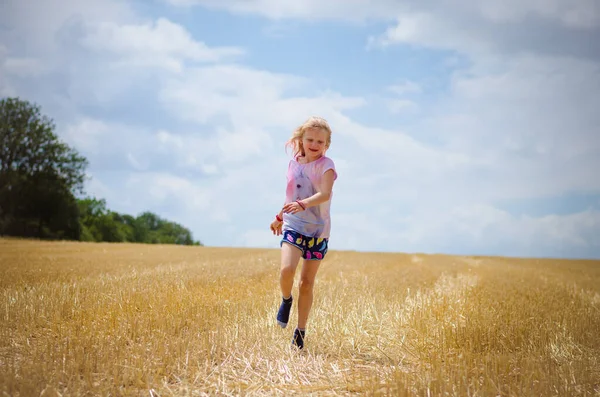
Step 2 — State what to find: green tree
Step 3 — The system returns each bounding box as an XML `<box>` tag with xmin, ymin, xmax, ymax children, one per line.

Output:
<box><xmin>95</xmin><ymin>212</ymin><xmax>126</xmax><ymax>242</ymax></box>
<box><xmin>135</xmin><ymin>211</ymin><xmax>200</xmax><ymax>245</ymax></box>
<box><xmin>0</xmin><ymin>97</ymin><xmax>88</xmax><ymax>239</ymax></box>
<box><xmin>111</xmin><ymin>212</ymin><xmax>136</xmax><ymax>242</ymax></box>
<box><xmin>0</xmin><ymin>96</ymin><xmax>203</xmax><ymax>246</ymax></box>
<box><xmin>76</xmin><ymin>199</ymin><xmax>202</xmax><ymax>246</ymax></box>
<box><xmin>77</xmin><ymin>197</ymin><xmax>107</xmax><ymax>241</ymax></box>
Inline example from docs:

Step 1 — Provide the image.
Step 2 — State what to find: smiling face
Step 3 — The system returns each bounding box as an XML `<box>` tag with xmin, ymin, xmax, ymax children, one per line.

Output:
<box><xmin>302</xmin><ymin>127</ymin><xmax>330</xmax><ymax>161</ymax></box>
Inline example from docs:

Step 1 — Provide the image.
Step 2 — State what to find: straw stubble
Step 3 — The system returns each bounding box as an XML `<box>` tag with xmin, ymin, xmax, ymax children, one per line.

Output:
<box><xmin>1</xmin><ymin>239</ymin><xmax>599</xmax><ymax>396</ymax></box>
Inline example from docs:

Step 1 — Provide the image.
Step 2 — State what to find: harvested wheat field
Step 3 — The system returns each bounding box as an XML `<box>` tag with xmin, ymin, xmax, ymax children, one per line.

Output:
<box><xmin>1</xmin><ymin>238</ymin><xmax>599</xmax><ymax>396</ymax></box>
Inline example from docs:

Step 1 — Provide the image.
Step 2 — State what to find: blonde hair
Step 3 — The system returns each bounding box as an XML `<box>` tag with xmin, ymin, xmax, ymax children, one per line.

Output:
<box><xmin>285</xmin><ymin>116</ymin><xmax>332</xmax><ymax>158</ymax></box>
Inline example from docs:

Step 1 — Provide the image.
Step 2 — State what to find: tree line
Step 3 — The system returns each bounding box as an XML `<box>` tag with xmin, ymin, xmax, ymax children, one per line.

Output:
<box><xmin>0</xmin><ymin>97</ymin><xmax>202</xmax><ymax>246</ymax></box>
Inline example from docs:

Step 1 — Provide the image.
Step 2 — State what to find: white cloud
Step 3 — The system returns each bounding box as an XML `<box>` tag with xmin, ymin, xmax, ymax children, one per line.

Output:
<box><xmin>63</xmin><ymin>118</ymin><xmax>227</xmax><ymax>179</ymax></box>
<box><xmin>126</xmin><ymin>153</ymin><xmax>147</xmax><ymax>171</ymax></box>
<box><xmin>156</xmin><ymin>65</ymin><xmax>368</xmax><ymax>173</ymax></box>
<box><xmin>1</xmin><ymin>3</ymin><xmax>242</xmax><ymax>109</ymax></box>
<box><xmin>0</xmin><ymin>0</ymin><xmax>135</xmax><ymax>53</ymax></box>
<box><xmin>476</xmin><ymin>0</ymin><xmax>600</xmax><ymax>29</ymax></box>
<box><xmin>158</xmin><ymin>63</ymin><xmax>472</xmax><ymax>211</ymax></box>
<box><xmin>155</xmin><ymin>124</ymin><xmax>273</xmax><ymax>168</ymax></box>
<box><xmin>163</xmin><ymin>0</ymin><xmax>399</xmax><ymax>21</ymax></box>
<box><xmin>395</xmin><ymin>204</ymin><xmax>600</xmax><ymax>258</ymax></box>
<box><xmin>64</xmin><ymin>118</ymin><xmax>112</xmax><ymax>154</ymax></box>
<box><xmin>368</xmin><ymin>7</ymin><xmax>599</xmax><ymax>62</ymax></box>
<box><xmin>3</xmin><ymin>57</ymin><xmax>47</xmax><ymax>77</ymax></box>
<box><xmin>324</xmin><ymin>202</ymin><xmax>600</xmax><ymax>259</ymax></box>
<box><xmin>435</xmin><ymin>54</ymin><xmax>600</xmax><ymax>199</ymax></box>
<box><xmin>216</xmin><ymin>126</ymin><xmax>273</xmax><ymax>164</ymax></box>
<box><xmin>387</xmin><ymin>81</ymin><xmax>422</xmax><ymax>95</ymax></box>
<box><xmin>0</xmin><ymin>82</ymin><xmax>15</xmax><ymax>97</ymax></box>
<box><xmin>367</xmin><ymin>11</ymin><xmax>495</xmax><ymax>56</ymax></box>
<box><xmin>159</xmin><ymin>64</ymin><xmax>314</xmax><ymax>126</ymax></box>
<box><xmin>83</xmin><ymin>171</ymin><xmax>223</xmax><ymax>239</ymax></box>
<box><xmin>384</xmin><ymin>81</ymin><xmax>421</xmax><ymax>114</ymax></box>
<box><xmin>155</xmin><ymin>130</ymin><xmax>219</xmax><ymax>173</ymax></box>
<box><xmin>387</xmin><ymin>99</ymin><xmax>418</xmax><ymax>114</ymax></box>
<box><xmin>2</xmin><ymin>0</ymin><xmax>599</xmax><ymax>258</ymax></box>
<box><xmin>0</xmin><ymin>46</ymin><xmax>15</xmax><ymax>96</ymax></box>
<box><xmin>166</xmin><ymin>0</ymin><xmax>600</xmax><ymax>30</ymax></box>
<box><xmin>80</xmin><ymin>18</ymin><xmax>244</xmax><ymax>72</ymax></box>
<box><xmin>143</xmin><ymin>173</ymin><xmax>210</xmax><ymax>209</ymax></box>
<box><xmin>164</xmin><ymin>0</ymin><xmax>600</xmax><ymax>38</ymax></box>
<box><xmin>58</xmin><ymin>53</ymin><xmax>600</xmax><ymax>256</ymax></box>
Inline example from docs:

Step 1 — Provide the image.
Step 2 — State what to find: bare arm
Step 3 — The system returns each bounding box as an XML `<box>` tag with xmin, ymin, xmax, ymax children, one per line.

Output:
<box><xmin>270</xmin><ymin>202</ymin><xmax>286</xmax><ymax>235</ymax></box>
<box><xmin>283</xmin><ymin>169</ymin><xmax>335</xmax><ymax>213</ymax></box>
<box><xmin>301</xmin><ymin>169</ymin><xmax>335</xmax><ymax>208</ymax></box>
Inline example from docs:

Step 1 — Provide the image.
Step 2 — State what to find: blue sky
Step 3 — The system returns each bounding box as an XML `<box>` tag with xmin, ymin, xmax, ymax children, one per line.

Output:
<box><xmin>1</xmin><ymin>0</ymin><xmax>599</xmax><ymax>259</ymax></box>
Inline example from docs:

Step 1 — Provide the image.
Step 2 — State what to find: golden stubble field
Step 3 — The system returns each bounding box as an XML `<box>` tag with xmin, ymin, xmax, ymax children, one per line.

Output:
<box><xmin>1</xmin><ymin>238</ymin><xmax>599</xmax><ymax>396</ymax></box>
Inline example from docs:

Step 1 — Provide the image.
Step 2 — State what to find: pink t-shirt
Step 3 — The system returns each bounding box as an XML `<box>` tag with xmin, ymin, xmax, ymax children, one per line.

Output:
<box><xmin>282</xmin><ymin>155</ymin><xmax>338</xmax><ymax>238</ymax></box>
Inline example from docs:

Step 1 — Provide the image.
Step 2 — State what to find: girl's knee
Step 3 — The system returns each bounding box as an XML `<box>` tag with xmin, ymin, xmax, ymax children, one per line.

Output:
<box><xmin>299</xmin><ymin>278</ymin><xmax>315</xmax><ymax>293</ymax></box>
<box><xmin>280</xmin><ymin>265</ymin><xmax>295</xmax><ymax>278</ymax></box>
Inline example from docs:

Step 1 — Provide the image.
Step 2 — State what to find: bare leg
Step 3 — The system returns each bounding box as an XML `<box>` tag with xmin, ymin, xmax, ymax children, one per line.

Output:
<box><xmin>277</xmin><ymin>242</ymin><xmax>304</xmax><ymax>328</ymax></box>
<box><xmin>297</xmin><ymin>258</ymin><xmax>323</xmax><ymax>329</ymax></box>
<box><xmin>280</xmin><ymin>242</ymin><xmax>303</xmax><ymax>298</ymax></box>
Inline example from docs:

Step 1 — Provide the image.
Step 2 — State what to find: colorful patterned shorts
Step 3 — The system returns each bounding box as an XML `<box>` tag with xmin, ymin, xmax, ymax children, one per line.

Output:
<box><xmin>280</xmin><ymin>229</ymin><xmax>329</xmax><ymax>260</ymax></box>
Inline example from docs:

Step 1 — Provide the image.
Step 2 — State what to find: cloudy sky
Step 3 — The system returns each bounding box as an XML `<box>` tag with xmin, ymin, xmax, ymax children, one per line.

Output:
<box><xmin>1</xmin><ymin>0</ymin><xmax>599</xmax><ymax>259</ymax></box>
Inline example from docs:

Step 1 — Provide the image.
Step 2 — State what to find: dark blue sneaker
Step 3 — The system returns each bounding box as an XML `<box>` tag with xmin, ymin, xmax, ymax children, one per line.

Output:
<box><xmin>276</xmin><ymin>296</ymin><xmax>293</xmax><ymax>328</ymax></box>
<box><xmin>292</xmin><ymin>328</ymin><xmax>305</xmax><ymax>350</ymax></box>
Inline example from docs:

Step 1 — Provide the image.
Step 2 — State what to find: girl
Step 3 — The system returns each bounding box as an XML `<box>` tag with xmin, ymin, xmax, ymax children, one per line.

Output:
<box><xmin>269</xmin><ymin>116</ymin><xmax>338</xmax><ymax>350</ymax></box>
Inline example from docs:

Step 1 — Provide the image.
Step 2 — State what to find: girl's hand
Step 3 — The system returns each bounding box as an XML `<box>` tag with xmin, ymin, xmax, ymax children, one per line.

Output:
<box><xmin>270</xmin><ymin>220</ymin><xmax>283</xmax><ymax>235</ymax></box>
<box><xmin>282</xmin><ymin>201</ymin><xmax>306</xmax><ymax>214</ymax></box>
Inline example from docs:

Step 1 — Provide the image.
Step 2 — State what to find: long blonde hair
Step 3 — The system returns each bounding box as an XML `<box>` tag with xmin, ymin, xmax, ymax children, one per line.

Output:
<box><xmin>285</xmin><ymin>116</ymin><xmax>332</xmax><ymax>158</ymax></box>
